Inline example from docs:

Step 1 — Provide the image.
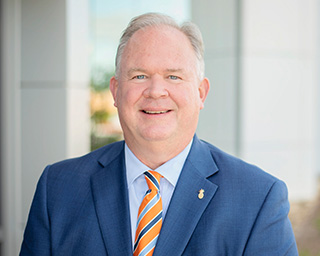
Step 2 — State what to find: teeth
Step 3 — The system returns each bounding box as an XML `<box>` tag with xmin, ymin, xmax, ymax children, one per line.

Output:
<box><xmin>144</xmin><ymin>110</ymin><xmax>168</xmax><ymax>114</ymax></box>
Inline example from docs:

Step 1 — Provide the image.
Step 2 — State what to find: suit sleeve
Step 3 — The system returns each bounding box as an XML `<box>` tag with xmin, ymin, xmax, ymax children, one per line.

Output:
<box><xmin>244</xmin><ymin>180</ymin><xmax>298</xmax><ymax>256</ymax></box>
<box><xmin>20</xmin><ymin>166</ymin><xmax>51</xmax><ymax>256</ymax></box>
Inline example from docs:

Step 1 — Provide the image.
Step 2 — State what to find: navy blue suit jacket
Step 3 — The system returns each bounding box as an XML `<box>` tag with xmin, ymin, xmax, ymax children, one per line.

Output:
<box><xmin>20</xmin><ymin>136</ymin><xmax>298</xmax><ymax>255</ymax></box>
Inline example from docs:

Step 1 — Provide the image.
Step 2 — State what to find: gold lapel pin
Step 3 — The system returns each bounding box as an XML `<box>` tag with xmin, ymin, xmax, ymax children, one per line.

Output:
<box><xmin>198</xmin><ymin>189</ymin><xmax>205</xmax><ymax>199</ymax></box>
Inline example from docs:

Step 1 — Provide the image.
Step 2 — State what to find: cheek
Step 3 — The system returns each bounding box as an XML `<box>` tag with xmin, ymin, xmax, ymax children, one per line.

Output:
<box><xmin>117</xmin><ymin>85</ymin><xmax>143</xmax><ymax>107</ymax></box>
<box><xmin>172</xmin><ymin>86</ymin><xmax>201</xmax><ymax>108</ymax></box>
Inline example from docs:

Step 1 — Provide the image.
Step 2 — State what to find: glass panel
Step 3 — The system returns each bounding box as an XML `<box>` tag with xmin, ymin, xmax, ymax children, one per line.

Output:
<box><xmin>89</xmin><ymin>0</ymin><xmax>191</xmax><ymax>150</ymax></box>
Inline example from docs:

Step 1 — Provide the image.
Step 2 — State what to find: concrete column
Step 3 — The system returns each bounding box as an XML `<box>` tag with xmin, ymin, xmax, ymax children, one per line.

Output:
<box><xmin>193</xmin><ymin>0</ymin><xmax>241</xmax><ymax>156</ymax></box>
<box><xmin>1</xmin><ymin>0</ymin><xmax>22</xmax><ymax>254</ymax></box>
<box><xmin>21</xmin><ymin>0</ymin><xmax>90</xmax><ymax>222</ymax></box>
<box><xmin>317</xmin><ymin>1</ymin><xmax>320</xmax><ymax>176</ymax></box>
<box><xmin>0</xmin><ymin>0</ymin><xmax>91</xmax><ymax>254</ymax></box>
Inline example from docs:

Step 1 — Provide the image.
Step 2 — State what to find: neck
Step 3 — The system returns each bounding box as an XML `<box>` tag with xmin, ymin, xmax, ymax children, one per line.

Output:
<box><xmin>125</xmin><ymin>136</ymin><xmax>193</xmax><ymax>170</ymax></box>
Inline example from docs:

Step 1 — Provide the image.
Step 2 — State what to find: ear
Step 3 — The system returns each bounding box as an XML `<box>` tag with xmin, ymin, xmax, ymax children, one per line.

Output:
<box><xmin>198</xmin><ymin>77</ymin><xmax>210</xmax><ymax>109</ymax></box>
<box><xmin>109</xmin><ymin>76</ymin><xmax>118</xmax><ymax>108</ymax></box>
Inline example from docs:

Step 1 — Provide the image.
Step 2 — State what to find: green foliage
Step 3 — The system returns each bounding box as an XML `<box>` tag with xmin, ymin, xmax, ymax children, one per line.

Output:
<box><xmin>299</xmin><ymin>249</ymin><xmax>311</xmax><ymax>256</ymax></box>
<box><xmin>91</xmin><ymin>133</ymin><xmax>122</xmax><ymax>151</ymax></box>
<box><xmin>315</xmin><ymin>214</ymin><xmax>320</xmax><ymax>233</ymax></box>
<box><xmin>91</xmin><ymin>110</ymin><xmax>110</xmax><ymax>123</ymax></box>
<box><xmin>90</xmin><ymin>68</ymin><xmax>115</xmax><ymax>92</ymax></box>
<box><xmin>299</xmin><ymin>248</ymin><xmax>320</xmax><ymax>256</ymax></box>
<box><xmin>90</xmin><ymin>68</ymin><xmax>121</xmax><ymax>150</ymax></box>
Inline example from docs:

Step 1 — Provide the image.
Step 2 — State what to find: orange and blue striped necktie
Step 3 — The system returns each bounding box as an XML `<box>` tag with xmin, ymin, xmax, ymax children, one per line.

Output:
<box><xmin>133</xmin><ymin>170</ymin><xmax>163</xmax><ymax>256</ymax></box>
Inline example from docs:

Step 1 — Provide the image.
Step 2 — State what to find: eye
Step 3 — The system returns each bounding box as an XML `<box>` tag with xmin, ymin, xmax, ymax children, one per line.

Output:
<box><xmin>168</xmin><ymin>75</ymin><xmax>179</xmax><ymax>80</ymax></box>
<box><xmin>134</xmin><ymin>75</ymin><xmax>146</xmax><ymax>80</ymax></box>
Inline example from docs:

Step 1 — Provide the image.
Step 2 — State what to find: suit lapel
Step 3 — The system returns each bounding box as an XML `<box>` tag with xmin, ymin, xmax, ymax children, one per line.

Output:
<box><xmin>153</xmin><ymin>136</ymin><xmax>219</xmax><ymax>256</ymax></box>
<box><xmin>90</xmin><ymin>143</ymin><xmax>132</xmax><ymax>256</ymax></box>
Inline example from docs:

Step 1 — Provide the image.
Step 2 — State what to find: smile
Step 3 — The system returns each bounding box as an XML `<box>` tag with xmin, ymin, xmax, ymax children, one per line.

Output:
<box><xmin>142</xmin><ymin>110</ymin><xmax>171</xmax><ymax>114</ymax></box>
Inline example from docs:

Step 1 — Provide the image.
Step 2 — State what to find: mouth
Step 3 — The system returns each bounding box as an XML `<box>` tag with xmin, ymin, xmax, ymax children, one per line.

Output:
<box><xmin>142</xmin><ymin>110</ymin><xmax>171</xmax><ymax>115</ymax></box>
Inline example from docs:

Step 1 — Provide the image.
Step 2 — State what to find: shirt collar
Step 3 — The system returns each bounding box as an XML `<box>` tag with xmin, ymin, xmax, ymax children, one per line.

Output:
<box><xmin>125</xmin><ymin>139</ymin><xmax>193</xmax><ymax>188</ymax></box>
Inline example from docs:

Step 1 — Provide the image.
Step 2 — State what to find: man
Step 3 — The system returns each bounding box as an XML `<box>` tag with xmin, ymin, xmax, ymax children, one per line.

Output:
<box><xmin>20</xmin><ymin>13</ymin><xmax>298</xmax><ymax>255</ymax></box>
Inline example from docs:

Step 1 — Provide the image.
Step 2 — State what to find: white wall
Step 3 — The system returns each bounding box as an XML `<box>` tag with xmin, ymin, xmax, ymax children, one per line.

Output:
<box><xmin>194</xmin><ymin>0</ymin><xmax>319</xmax><ymax>201</ymax></box>
<box><xmin>240</xmin><ymin>0</ymin><xmax>318</xmax><ymax>201</ymax></box>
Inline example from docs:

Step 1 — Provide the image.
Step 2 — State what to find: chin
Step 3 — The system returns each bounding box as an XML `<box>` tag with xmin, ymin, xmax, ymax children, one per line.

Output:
<box><xmin>140</xmin><ymin>130</ymin><xmax>174</xmax><ymax>142</ymax></box>
<box><xmin>142</xmin><ymin>134</ymin><xmax>171</xmax><ymax>142</ymax></box>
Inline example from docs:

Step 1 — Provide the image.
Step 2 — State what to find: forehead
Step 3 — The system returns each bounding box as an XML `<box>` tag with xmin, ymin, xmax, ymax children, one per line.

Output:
<box><xmin>120</xmin><ymin>25</ymin><xmax>197</xmax><ymax>72</ymax></box>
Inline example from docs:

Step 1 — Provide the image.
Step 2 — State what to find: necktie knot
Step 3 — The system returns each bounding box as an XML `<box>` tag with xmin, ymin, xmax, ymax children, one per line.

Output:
<box><xmin>144</xmin><ymin>170</ymin><xmax>162</xmax><ymax>192</ymax></box>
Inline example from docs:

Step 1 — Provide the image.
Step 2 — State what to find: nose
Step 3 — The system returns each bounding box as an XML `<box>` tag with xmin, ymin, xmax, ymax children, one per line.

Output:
<box><xmin>142</xmin><ymin>75</ymin><xmax>169</xmax><ymax>99</ymax></box>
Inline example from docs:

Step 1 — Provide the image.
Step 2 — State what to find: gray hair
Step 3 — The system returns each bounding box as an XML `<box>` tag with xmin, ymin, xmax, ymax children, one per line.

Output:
<box><xmin>115</xmin><ymin>13</ymin><xmax>205</xmax><ymax>79</ymax></box>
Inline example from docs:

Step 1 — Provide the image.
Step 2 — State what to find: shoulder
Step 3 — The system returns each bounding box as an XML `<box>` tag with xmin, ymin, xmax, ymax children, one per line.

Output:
<box><xmin>202</xmin><ymin>139</ymin><xmax>277</xmax><ymax>180</ymax></box>
<box><xmin>43</xmin><ymin>140</ymin><xmax>125</xmax><ymax>180</ymax></box>
<box><xmin>197</xmin><ymin>138</ymin><xmax>284</xmax><ymax>198</ymax></box>
<box><xmin>34</xmin><ymin>140</ymin><xmax>125</xmax><ymax>210</ymax></box>
<box><xmin>195</xmin><ymin>139</ymin><xmax>292</xmax><ymax>232</ymax></box>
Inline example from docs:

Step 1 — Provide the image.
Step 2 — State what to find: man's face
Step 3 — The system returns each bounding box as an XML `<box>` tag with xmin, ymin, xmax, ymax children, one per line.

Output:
<box><xmin>110</xmin><ymin>25</ymin><xmax>209</xmax><ymax>147</ymax></box>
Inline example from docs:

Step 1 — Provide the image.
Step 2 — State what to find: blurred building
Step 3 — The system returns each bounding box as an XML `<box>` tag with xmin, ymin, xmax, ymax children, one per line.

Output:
<box><xmin>0</xmin><ymin>0</ymin><xmax>319</xmax><ymax>255</ymax></box>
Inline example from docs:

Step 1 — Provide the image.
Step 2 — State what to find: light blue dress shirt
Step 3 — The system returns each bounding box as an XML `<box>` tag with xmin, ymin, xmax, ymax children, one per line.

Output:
<box><xmin>125</xmin><ymin>139</ymin><xmax>193</xmax><ymax>245</ymax></box>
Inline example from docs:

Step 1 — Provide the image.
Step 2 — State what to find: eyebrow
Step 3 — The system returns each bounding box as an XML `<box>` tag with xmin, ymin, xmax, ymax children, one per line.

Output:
<box><xmin>127</xmin><ymin>68</ymin><xmax>147</xmax><ymax>76</ymax></box>
<box><xmin>126</xmin><ymin>68</ymin><xmax>186</xmax><ymax>76</ymax></box>
<box><xmin>165</xmin><ymin>68</ymin><xmax>184</xmax><ymax>73</ymax></box>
